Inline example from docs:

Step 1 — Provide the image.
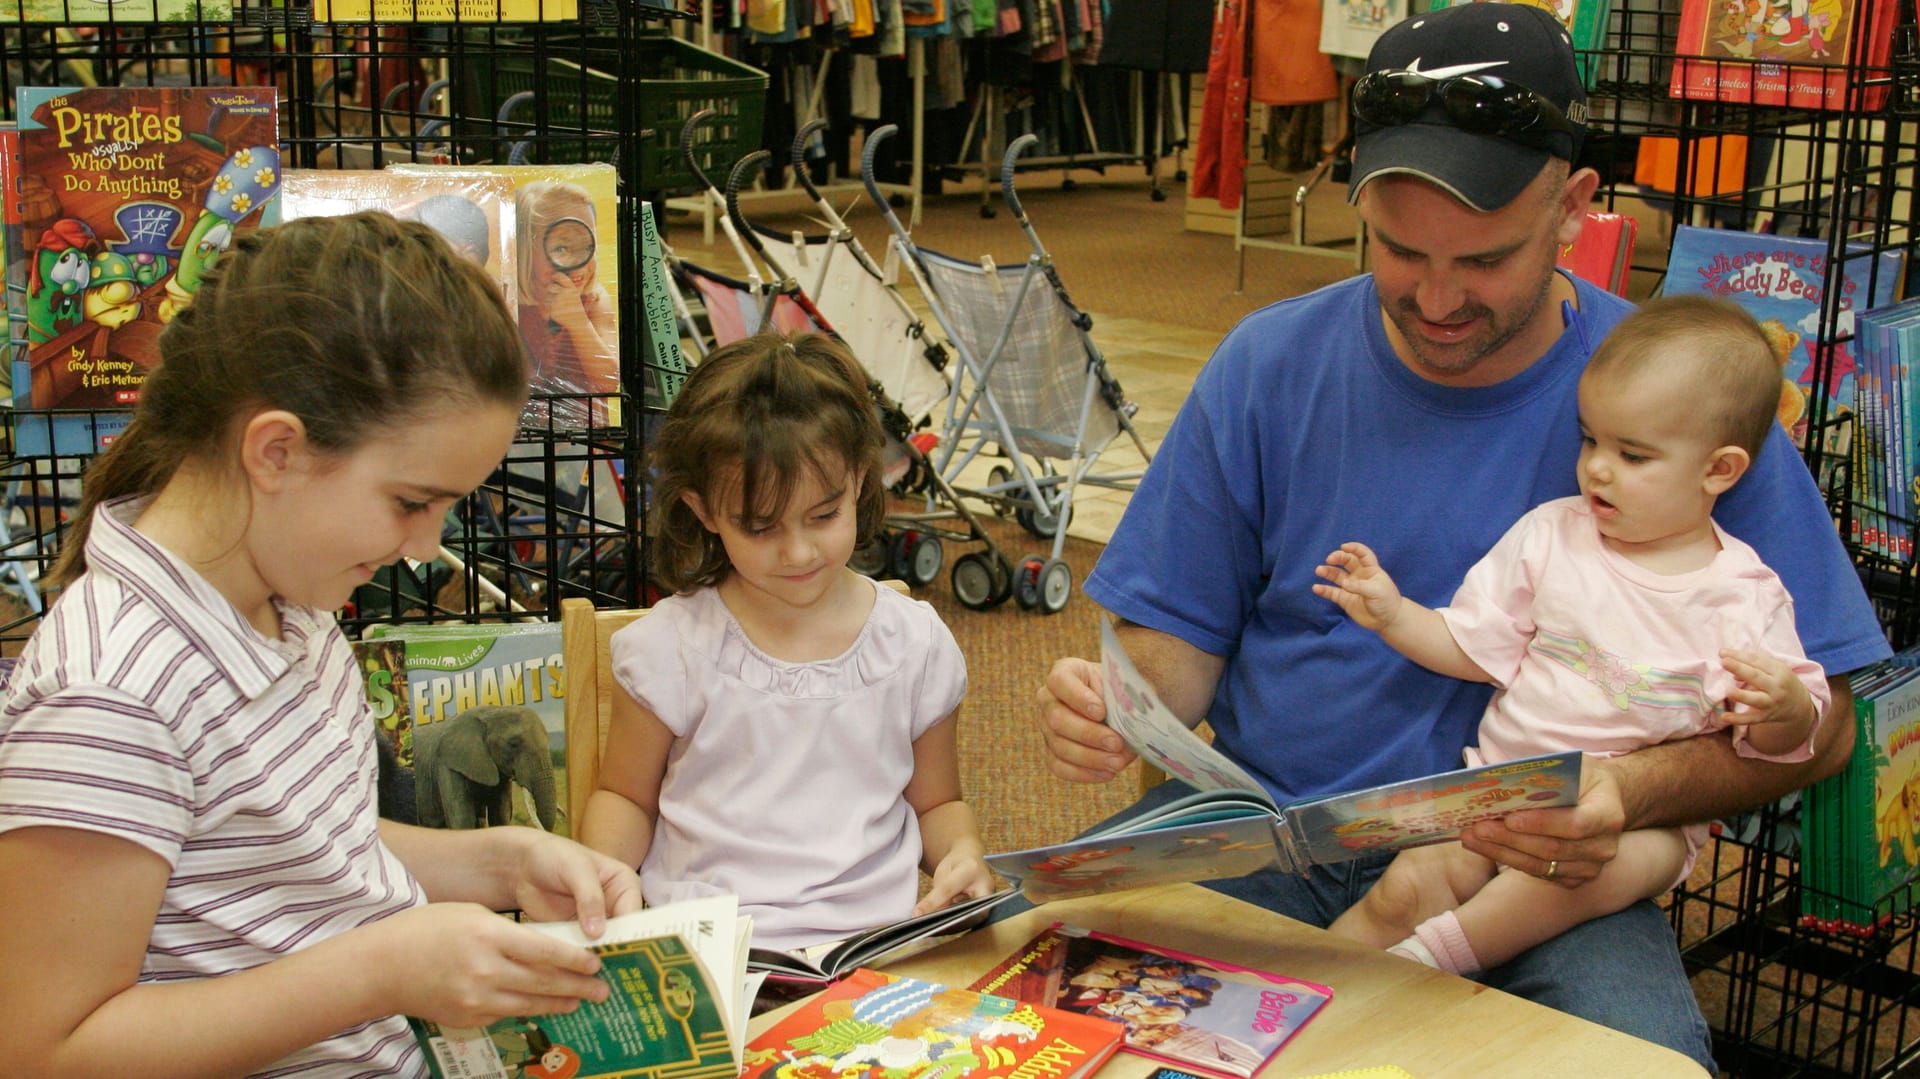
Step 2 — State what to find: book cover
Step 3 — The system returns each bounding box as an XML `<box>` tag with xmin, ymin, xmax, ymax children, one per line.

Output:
<box><xmin>279</xmin><ymin>167</ymin><xmax>516</xmax><ymax>311</ymax></box>
<box><xmin>11</xmin><ymin>86</ymin><xmax>279</xmax><ymax>452</ymax></box>
<box><xmin>1426</xmin><ymin>0</ymin><xmax>1612</xmax><ymax>86</ymax></box>
<box><xmin>390</xmin><ymin>161</ymin><xmax>630</xmax><ymax>423</ymax></box>
<box><xmin>739</xmin><ymin>968</ymin><xmax>1126</xmax><ymax>1079</ymax></box>
<box><xmin>0</xmin><ymin>0</ymin><xmax>232</xmax><ymax>21</ymax></box>
<box><xmin>967</xmin><ymin>924</ymin><xmax>1332</xmax><ymax>1079</ymax></box>
<box><xmin>411</xmin><ymin>932</ymin><xmax>737</xmax><ymax>1079</ymax></box>
<box><xmin>1802</xmin><ymin>661</ymin><xmax>1920</xmax><ymax>931</ymax></box>
<box><xmin>983</xmin><ymin>622</ymin><xmax>1584</xmax><ymax>903</ymax></box>
<box><xmin>1661</xmin><ymin>224</ymin><xmax>1905</xmax><ymax>464</ymax></box>
<box><xmin>1669</xmin><ymin>0</ymin><xmax>1896</xmax><ymax>110</ymax></box>
<box><xmin>312</xmin><ymin>0</ymin><xmax>578</xmax><ymax>20</ymax></box>
<box><xmin>364</xmin><ymin>621</ymin><xmax>569</xmax><ymax>837</ymax></box>
<box><xmin>1557</xmin><ymin>211</ymin><xmax>1638</xmax><ymax>297</ymax></box>
<box><xmin>353</xmin><ymin>637</ymin><xmax>417</xmax><ymax>824</ymax></box>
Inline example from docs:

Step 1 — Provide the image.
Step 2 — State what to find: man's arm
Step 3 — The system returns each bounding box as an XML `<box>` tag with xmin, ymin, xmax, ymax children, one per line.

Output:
<box><xmin>1035</xmin><ymin>619</ymin><xmax>1227</xmax><ymax>784</ymax></box>
<box><xmin>1464</xmin><ymin>673</ymin><xmax>1855</xmax><ymax>881</ymax></box>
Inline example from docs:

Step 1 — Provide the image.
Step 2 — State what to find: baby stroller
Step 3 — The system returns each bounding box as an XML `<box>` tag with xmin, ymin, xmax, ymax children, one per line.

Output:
<box><xmin>858</xmin><ymin>126</ymin><xmax>1154</xmax><ymax>613</ymax></box>
<box><xmin>668</xmin><ymin>133</ymin><xmax>1018</xmax><ymax>610</ymax></box>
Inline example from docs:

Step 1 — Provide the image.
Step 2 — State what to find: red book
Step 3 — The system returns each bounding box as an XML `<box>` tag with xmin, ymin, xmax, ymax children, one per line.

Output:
<box><xmin>968</xmin><ymin>924</ymin><xmax>1332</xmax><ymax>1079</ymax></box>
<box><xmin>1669</xmin><ymin>0</ymin><xmax>1897</xmax><ymax>110</ymax></box>
<box><xmin>740</xmin><ymin>968</ymin><xmax>1125</xmax><ymax>1079</ymax></box>
<box><xmin>1557</xmin><ymin>211</ymin><xmax>1639</xmax><ymax>297</ymax></box>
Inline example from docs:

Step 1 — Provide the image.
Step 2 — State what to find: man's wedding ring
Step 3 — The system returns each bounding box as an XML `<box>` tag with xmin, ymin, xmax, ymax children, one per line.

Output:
<box><xmin>1544</xmin><ymin>859</ymin><xmax>1559</xmax><ymax>881</ymax></box>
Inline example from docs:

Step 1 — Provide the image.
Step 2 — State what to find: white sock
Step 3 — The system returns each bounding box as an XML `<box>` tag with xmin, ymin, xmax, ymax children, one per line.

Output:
<box><xmin>1388</xmin><ymin>934</ymin><xmax>1439</xmax><ymax>967</ymax></box>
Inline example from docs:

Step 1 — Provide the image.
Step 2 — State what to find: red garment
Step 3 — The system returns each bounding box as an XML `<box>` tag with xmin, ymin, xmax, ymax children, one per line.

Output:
<box><xmin>1191</xmin><ymin>0</ymin><xmax>1249</xmax><ymax>209</ymax></box>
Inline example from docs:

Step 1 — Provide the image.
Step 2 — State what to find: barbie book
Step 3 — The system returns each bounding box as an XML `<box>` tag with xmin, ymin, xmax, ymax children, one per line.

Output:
<box><xmin>984</xmin><ymin>622</ymin><xmax>1583</xmax><ymax>902</ymax></box>
<box><xmin>968</xmin><ymin>924</ymin><xmax>1332</xmax><ymax>1079</ymax></box>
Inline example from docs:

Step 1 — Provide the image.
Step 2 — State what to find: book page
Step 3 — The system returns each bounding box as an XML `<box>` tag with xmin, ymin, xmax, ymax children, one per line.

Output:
<box><xmin>1100</xmin><ymin>621</ymin><xmax>1272</xmax><ymax>804</ymax></box>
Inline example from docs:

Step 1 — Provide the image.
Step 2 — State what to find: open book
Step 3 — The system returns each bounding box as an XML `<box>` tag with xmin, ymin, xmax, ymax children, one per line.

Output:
<box><xmin>409</xmin><ymin>895</ymin><xmax>761</xmax><ymax>1079</ymax></box>
<box><xmin>985</xmin><ymin>622</ymin><xmax>1584</xmax><ymax>902</ymax></box>
<box><xmin>747</xmin><ymin>887</ymin><xmax>1018</xmax><ymax>984</ymax></box>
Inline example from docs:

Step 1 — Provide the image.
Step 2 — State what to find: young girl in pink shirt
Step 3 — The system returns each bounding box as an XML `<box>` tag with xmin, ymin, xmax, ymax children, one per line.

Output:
<box><xmin>579</xmin><ymin>332</ymin><xmax>994</xmax><ymax>953</ymax></box>
<box><xmin>1314</xmin><ymin>295</ymin><xmax>1827</xmax><ymax>974</ymax></box>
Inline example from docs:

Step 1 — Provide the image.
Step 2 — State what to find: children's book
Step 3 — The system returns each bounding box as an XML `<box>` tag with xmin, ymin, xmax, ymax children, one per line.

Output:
<box><xmin>1557</xmin><ymin>211</ymin><xmax>1638</xmax><ymax>296</ymax></box>
<box><xmin>738</xmin><ymin>967</ymin><xmax>1126</xmax><ymax>1079</ymax></box>
<box><xmin>279</xmin><ymin>167</ymin><xmax>516</xmax><ymax>311</ymax></box>
<box><xmin>983</xmin><ymin>622</ymin><xmax>1584</xmax><ymax>903</ymax></box>
<box><xmin>1801</xmin><ymin>659</ymin><xmax>1920</xmax><ymax>933</ymax></box>
<box><xmin>967</xmin><ymin>923</ymin><xmax>1332</xmax><ymax>1079</ymax></box>
<box><xmin>312</xmin><ymin>0</ymin><xmax>578</xmax><ymax>20</ymax></box>
<box><xmin>389</xmin><ymin>161</ymin><xmax>636</xmax><ymax>422</ymax></box>
<box><xmin>11</xmin><ymin>86</ymin><xmax>278</xmax><ymax>455</ymax></box>
<box><xmin>746</xmin><ymin>888</ymin><xmax>1019</xmax><ymax>985</ymax></box>
<box><xmin>1661</xmin><ymin>224</ymin><xmax>1905</xmax><ymax>469</ymax></box>
<box><xmin>362</xmin><ymin>621</ymin><xmax>569</xmax><ymax>837</ymax></box>
<box><xmin>1669</xmin><ymin>0</ymin><xmax>1897</xmax><ymax>110</ymax></box>
<box><xmin>352</xmin><ymin>637</ymin><xmax>417</xmax><ymax>824</ymax></box>
<box><xmin>1426</xmin><ymin>0</ymin><xmax>1612</xmax><ymax>87</ymax></box>
<box><xmin>0</xmin><ymin>0</ymin><xmax>231</xmax><ymax>20</ymax></box>
<box><xmin>411</xmin><ymin>894</ymin><xmax>758</xmax><ymax>1079</ymax></box>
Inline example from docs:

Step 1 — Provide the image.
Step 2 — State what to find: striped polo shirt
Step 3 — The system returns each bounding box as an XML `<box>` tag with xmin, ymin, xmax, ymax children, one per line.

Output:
<box><xmin>0</xmin><ymin>496</ymin><xmax>428</xmax><ymax>1077</ymax></box>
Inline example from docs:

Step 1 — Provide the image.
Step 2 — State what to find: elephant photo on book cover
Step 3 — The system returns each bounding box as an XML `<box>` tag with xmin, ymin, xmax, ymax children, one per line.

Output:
<box><xmin>413</xmin><ymin>704</ymin><xmax>560</xmax><ymax>832</ymax></box>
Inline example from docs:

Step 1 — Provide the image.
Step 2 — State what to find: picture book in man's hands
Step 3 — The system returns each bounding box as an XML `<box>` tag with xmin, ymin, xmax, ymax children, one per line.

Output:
<box><xmin>968</xmin><ymin>923</ymin><xmax>1331</xmax><ymax>1079</ymax></box>
<box><xmin>984</xmin><ymin>622</ymin><xmax>1584</xmax><ymax>902</ymax></box>
<box><xmin>738</xmin><ymin>967</ymin><xmax>1125</xmax><ymax>1079</ymax></box>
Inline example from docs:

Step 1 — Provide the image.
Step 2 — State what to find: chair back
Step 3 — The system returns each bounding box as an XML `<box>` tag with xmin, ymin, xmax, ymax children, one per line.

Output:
<box><xmin>560</xmin><ymin>578</ymin><xmax>912</xmax><ymax>832</ymax></box>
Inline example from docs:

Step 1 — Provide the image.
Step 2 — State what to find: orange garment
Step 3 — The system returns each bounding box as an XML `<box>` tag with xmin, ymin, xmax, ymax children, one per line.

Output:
<box><xmin>1251</xmin><ymin>0</ymin><xmax>1338</xmax><ymax>104</ymax></box>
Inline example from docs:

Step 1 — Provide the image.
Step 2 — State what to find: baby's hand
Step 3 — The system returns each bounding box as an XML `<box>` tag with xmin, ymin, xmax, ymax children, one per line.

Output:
<box><xmin>1311</xmin><ymin>542</ymin><xmax>1403</xmax><ymax>631</ymax></box>
<box><xmin>1720</xmin><ymin>649</ymin><xmax>1817</xmax><ymax>731</ymax></box>
<box><xmin>912</xmin><ymin>850</ymin><xmax>997</xmax><ymax>916</ymax></box>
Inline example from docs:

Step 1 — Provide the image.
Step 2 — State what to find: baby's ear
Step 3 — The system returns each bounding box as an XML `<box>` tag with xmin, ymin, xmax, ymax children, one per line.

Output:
<box><xmin>1704</xmin><ymin>445</ymin><xmax>1751</xmax><ymax>494</ymax></box>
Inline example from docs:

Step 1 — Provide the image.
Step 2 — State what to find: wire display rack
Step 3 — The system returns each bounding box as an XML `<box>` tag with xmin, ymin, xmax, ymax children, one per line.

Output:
<box><xmin>0</xmin><ymin>1</ymin><xmax>709</xmax><ymax>637</ymax></box>
<box><xmin>1575</xmin><ymin>0</ymin><xmax>1920</xmax><ymax>1071</ymax></box>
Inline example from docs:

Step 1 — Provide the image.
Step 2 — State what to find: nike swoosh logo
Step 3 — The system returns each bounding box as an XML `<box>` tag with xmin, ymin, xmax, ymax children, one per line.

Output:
<box><xmin>1403</xmin><ymin>58</ymin><xmax>1510</xmax><ymax>78</ymax></box>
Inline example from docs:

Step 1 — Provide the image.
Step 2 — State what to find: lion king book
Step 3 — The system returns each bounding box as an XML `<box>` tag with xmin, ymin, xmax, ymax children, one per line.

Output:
<box><xmin>739</xmin><ymin>968</ymin><xmax>1125</xmax><ymax>1079</ymax></box>
<box><xmin>968</xmin><ymin>924</ymin><xmax>1332</xmax><ymax>1079</ymax></box>
<box><xmin>983</xmin><ymin>622</ymin><xmax>1583</xmax><ymax>903</ymax></box>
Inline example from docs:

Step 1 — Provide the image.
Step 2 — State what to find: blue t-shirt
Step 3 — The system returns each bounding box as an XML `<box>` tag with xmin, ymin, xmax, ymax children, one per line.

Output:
<box><xmin>1085</xmin><ymin>273</ymin><xmax>1890</xmax><ymax>806</ymax></box>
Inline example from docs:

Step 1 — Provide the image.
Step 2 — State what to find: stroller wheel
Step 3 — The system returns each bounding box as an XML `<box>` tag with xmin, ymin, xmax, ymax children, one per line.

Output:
<box><xmin>1016</xmin><ymin>500</ymin><xmax>1071</xmax><ymax>539</ymax></box>
<box><xmin>1014</xmin><ymin>555</ymin><xmax>1047</xmax><ymax>610</ymax></box>
<box><xmin>987</xmin><ymin>465</ymin><xmax>1015</xmax><ymax>514</ymax></box>
<box><xmin>1038</xmin><ymin>559</ymin><xmax>1073</xmax><ymax>614</ymax></box>
<box><xmin>951</xmin><ymin>552</ymin><xmax>999</xmax><ymax>610</ymax></box>
<box><xmin>891</xmin><ymin>530</ymin><xmax>944</xmax><ymax>587</ymax></box>
<box><xmin>851</xmin><ymin>534</ymin><xmax>892</xmax><ymax>578</ymax></box>
<box><xmin>988</xmin><ymin>551</ymin><xmax>1016</xmax><ymax>607</ymax></box>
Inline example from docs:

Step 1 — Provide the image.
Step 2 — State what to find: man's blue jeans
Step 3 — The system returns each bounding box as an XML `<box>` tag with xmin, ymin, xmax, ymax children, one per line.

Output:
<box><xmin>994</xmin><ymin>778</ymin><xmax>1716</xmax><ymax>1075</ymax></box>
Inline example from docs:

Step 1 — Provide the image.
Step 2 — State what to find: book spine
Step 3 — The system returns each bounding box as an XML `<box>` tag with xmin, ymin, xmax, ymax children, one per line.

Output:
<box><xmin>1270</xmin><ymin>816</ymin><xmax>1301</xmax><ymax>875</ymax></box>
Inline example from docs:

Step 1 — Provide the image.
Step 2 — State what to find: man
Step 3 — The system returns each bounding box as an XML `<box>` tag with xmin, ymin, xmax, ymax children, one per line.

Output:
<box><xmin>1032</xmin><ymin>5</ymin><xmax>1888</xmax><ymax>1071</ymax></box>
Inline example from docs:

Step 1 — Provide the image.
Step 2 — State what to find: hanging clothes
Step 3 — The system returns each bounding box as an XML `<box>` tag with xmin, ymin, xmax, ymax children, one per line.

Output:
<box><xmin>1191</xmin><ymin>0</ymin><xmax>1249</xmax><ymax>208</ymax></box>
<box><xmin>1251</xmin><ymin>0</ymin><xmax>1337</xmax><ymax>105</ymax></box>
<box><xmin>1099</xmin><ymin>0</ymin><xmax>1211</xmax><ymax>72</ymax></box>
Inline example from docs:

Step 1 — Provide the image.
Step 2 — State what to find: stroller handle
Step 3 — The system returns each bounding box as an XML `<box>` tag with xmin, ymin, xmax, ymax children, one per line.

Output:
<box><xmin>680</xmin><ymin>108</ymin><xmax>722</xmax><ymax>196</ymax></box>
<box><xmin>793</xmin><ymin>119</ymin><xmax>829</xmax><ymax>204</ymax></box>
<box><xmin>1003</xmin><ymin>133</ymin><xmax>1040</xmax><ymax>222</ymax></box>
<box><xmin>726</xmin><ymin>150</ymin><xmax>774</xmax><ymax>256</ymax></box>
<box><xmin>860</xmin><ymin>124</ymin><xmax>912</xmax><ymax>239</ymax></box>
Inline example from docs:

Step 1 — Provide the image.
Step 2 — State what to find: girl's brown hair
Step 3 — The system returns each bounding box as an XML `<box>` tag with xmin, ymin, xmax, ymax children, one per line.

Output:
<box><xmin>48</xmin><ymin>210</ymin><xmax>529</xmax><ymax>588</ymax></box>
<box><xmin>650</xmin><ymin>331</ymin><xmax>886</xmax><ymax>592</ymax></box>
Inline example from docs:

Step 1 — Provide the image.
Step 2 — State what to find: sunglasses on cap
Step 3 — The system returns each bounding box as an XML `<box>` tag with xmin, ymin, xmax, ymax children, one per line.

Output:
<box><xmin>1352</xmin><ymin>70</ymin><xmax>1584</xmax><ymax>149</ymax></box>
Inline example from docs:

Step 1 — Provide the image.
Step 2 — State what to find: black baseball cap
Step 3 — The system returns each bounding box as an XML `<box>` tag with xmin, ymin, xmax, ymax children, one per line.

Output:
<box><xmin>1347</xmin><ymin>3</ymin><xmax>1587</xmax><ymax>212</ymax></box>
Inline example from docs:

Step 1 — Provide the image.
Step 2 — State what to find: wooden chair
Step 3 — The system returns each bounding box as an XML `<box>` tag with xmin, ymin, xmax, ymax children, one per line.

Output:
<box><xmin>560</xmin><ymin>579</ymin><xmax>912</xmax><ymax>833</ymax></box>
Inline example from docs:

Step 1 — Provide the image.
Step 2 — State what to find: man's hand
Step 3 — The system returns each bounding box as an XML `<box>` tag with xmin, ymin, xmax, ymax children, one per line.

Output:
<box><xmin>1034</xmin><ymin>656</ymin><xmax>1136</xmax><ymax>783</ymax></box>
<box><xmin>1460</xmin><ymin>759</ymin><xmax>1623</xmax><ymax>887</ymax></box>
<box><xmin>1311</xmin><ymin>542</ymin><xmax>1403</xmax><ymax>631</ymax></box>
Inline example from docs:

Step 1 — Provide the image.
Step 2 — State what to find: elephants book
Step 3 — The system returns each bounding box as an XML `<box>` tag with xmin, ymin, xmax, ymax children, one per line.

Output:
<box><xmin>411</xmin><ymin>894</ymin><xmax>755</xmax><ymax>1079</ymax></box>
<box><xmin>984</xmin><ymin>622</ymin><xmax>1583</xmax><ymax>903</ymax></box>
<box><xmin>361</xmin><ymin>621</ymin><xmax>569</xmax><ymax>837</ymax></box>
<box><xmin>738</xmin><ymin>967</ymin><xmax>1124</xmax><ymax>1079</ymax></box>
<box><xmin>967</xmin><ymin>924</ymin><xmax>1331</xmax><ymax>1079</ymax></box>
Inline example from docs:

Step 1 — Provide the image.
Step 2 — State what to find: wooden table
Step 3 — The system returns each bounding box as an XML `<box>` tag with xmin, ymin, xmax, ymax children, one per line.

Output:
<box><xmin>749</xmin><ymin>883</ymin><xmax>1708</xmax><ymax>1078</ymax></box>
